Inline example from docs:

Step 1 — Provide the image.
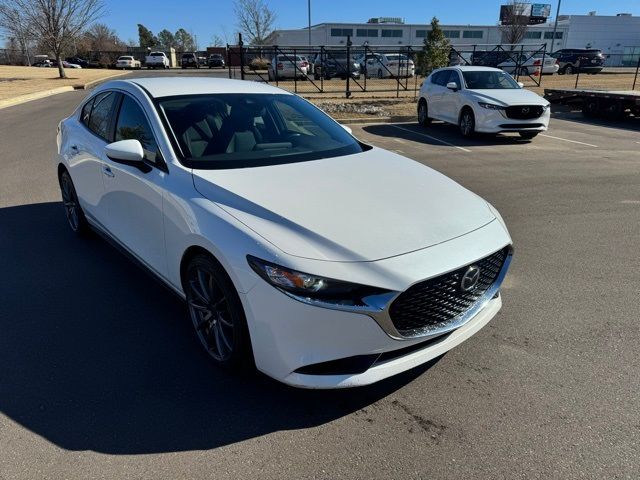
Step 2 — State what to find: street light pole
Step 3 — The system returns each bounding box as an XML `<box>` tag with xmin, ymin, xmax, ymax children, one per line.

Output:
<box><xmin>550</xmin><ymin>0</ymin><xmax>562</xmax><ymax>52</ymax></box>
<box><xmin>308</xmin><ymin>0</ymin><xmax>311</xmax><ymax>46</ymax></box>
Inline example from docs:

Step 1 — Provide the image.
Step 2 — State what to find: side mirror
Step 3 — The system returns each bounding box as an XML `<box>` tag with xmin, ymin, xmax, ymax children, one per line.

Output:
<box><xmin>104</xmin><ymin>139</ymin><xmax>150</xmax><ymax>173</ymax></box>
<box><xmin>341</xmin><ymin>124</ymin><xmax>353</xmax><ymax>135</ymax></box>
<box><xmin>517</xmin><ymin>82</ymin><xmax>524</xmax><ymax>88</ymax></box>
<box><xmin>446</xmin><ymin>81</ymin><xmax>458</xmax><ymax>91</ymax></box>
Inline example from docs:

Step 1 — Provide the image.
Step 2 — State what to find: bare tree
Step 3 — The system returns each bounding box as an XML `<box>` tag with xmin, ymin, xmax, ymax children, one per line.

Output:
<box><xmin>211</xmin><ymin>34</ymin><xmax>224</xmax><ymax>47</ymax></box>
<box><xmin>234</xmin><ymin>0</ymin><xmax>276</xmax><ymax>45</ymax></box>
<box><xmin>500</xmin><ymin>1</ymin><xmax>530</xmax><ymax>48</ymax></box>
<box><xmin>0</xmin><ymin>3</ymin><xmax>36</xmax><ymax>65</ymax></box>
<box><xmin>10</xmin><ymin>0</ymin><xmax>104</xmax><ymax>78</ymax></box>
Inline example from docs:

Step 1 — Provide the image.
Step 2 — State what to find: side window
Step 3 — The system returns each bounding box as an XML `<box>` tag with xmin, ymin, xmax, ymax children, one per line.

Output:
<box><xmin>80</xmin><ymin>98</ymin><xmax>94</xmax><ymax>126</ymax></box>
<box><xmin>430</xmin><ymin>71</ymin><xmax>443</xmax><ymax>85</ymax></box>
<box><xmin>447</xmin><ymin>70</ymin><xmax>461</xmax><ymax>88</ymax></box>
<box><xmin>87</xmin><ymin>91</ymin><xmax>117</xmax><ymax>140</ymax></box>
<box><xmin>115</xmin><ymin>95</ymin><xmax>159</xmax><ymax>163</ymax></box>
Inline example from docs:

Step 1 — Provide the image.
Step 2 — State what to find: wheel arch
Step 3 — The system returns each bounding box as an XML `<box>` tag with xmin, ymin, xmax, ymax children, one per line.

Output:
<box><xmin>459</xmin><ymin>104</ymin><xmax>475</xmax><ymax>123</ymax></box>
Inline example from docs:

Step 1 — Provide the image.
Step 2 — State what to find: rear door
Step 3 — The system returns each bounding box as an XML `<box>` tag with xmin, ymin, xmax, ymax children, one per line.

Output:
<box><xmin>428</xmin><ymin>70</ymin><xmax>451</xmax><ymax>120</ymax></box>
<box><xmin>439</xmin><ymin>70</ymin><xmax>463</xmax><ymax>123</ymax></box>
<box><xmin>66</xmin><ymin>90</ymin><xmax>119</xmax><ymax>227</ymax></box>
<box><xmin>101</xmin><ymin>92</ymin><xmax>168</xmax><ymax>277</ymax></box>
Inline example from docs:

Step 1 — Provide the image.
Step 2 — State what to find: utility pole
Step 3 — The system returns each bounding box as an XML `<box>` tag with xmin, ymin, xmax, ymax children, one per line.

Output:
<box><xmin>550</xmin><ymin>0</ymin><xmax>562</xmax><ymax>52</ymax></box>
<box><xmin>308</xmin><ymin>0</ymin><xmax>311</xmax><ymax>46</ymax></box>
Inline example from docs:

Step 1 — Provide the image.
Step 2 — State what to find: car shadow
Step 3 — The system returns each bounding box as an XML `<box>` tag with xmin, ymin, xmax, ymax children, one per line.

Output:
<box><xmin>0</xmin><ymin>202</ymin><xmax>438</xmax><ymax>454</ymax></box>
<box><xmin>363</xmin><ymin>122</ymin><xmax>534</xmax><ymax>148</ymax></box>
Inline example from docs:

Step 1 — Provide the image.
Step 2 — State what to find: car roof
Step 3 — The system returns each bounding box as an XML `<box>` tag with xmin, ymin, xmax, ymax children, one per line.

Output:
<box><xmin>448</xmin><ymin>66</ymin><xmax>503</xmax><ymax>72</ymax></box>
<box><xmin>109</xmin><ymin>77</ymin><xmax>293</xmax><ymax>98</ymax></box>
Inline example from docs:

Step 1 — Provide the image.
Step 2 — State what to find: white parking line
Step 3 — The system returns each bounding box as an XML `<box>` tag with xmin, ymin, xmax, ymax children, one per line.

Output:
<box><xmin>540</xmin><ymin>134</ymin><xmax>598</xmax><ymax>148</ymax></box>
<box><xmin>390</xmin><ymin>125</ymin><xmax>472</xmax><ymax>153</ymax></box>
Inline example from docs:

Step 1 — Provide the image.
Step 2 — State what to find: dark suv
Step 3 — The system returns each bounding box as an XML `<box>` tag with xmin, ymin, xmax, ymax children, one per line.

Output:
<box><xmin>551</xmin><ymin>49</ymin><xmax>604</xmax><ymax>74</ymax></box>
<box><xmin>312</xmin><ymin>53</ymin><xmax>360</xmax><ymax>80</ymax></box>
<box><xmin>207</xmin><ymin>53</ymin><xmax>225</xmax><ymax>68</ymax></box>
<box><xmin>470</xmin><ymin>51</ymin><xmax>515</xmax><ymax>68</ymax></box>
<box><xmin>181</xmin><ymin>52</ymin><xmax>199</xmax><ymax>69</ymax></box>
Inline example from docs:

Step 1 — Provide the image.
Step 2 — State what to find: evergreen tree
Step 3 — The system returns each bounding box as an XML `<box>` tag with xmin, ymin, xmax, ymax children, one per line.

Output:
<box><xmin>418</xmin><ymin>17</ymin><xmax>451</xmax><ymax>74</ymax></box>
<box><xmin>137</xmin><ymin>24</ymin><xmax>157</xmax><ymax>48</ymax></box>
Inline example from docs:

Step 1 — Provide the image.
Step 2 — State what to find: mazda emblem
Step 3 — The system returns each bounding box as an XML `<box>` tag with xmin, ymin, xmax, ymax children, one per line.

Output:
<box><xmin>521</xmin><ymin>107</ymin><xmax>530</xmax><ymax>114</ymax></box>
<box><xmin>460</xmin><ymin>266</ymin><xmax>480</xmax><ymax>292</ymax></box>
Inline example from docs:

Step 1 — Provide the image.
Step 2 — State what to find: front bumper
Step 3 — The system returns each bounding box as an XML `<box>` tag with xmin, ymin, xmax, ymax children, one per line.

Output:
<box><xmin>239</xmin><ymin>219</ymin><xmax>512</xmax><ymax>388</ymax></box>
<box><xmin>475</xmin><ymin>106</ymin><xmax>550</xmax><ymax>133</ymax></box>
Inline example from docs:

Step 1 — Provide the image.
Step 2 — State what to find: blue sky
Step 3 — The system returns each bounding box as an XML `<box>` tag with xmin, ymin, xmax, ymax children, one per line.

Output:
<box><xmin>101</xmin><ymin>0</ymin><xmax>640</xmax><ymax>47</ymax></box>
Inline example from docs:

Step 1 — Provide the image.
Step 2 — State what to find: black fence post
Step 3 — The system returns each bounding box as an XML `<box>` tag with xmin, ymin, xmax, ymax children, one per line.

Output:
<box><xmin>226</xmin><ymin>45</ymin><xmax>232</xmax><ymax>79</ymax></box>
<box><xmin>320</xmin><ymin>46</ymin><xmax>324</xmax><ymax>91</ymax></box>
<box><xmin>633</xmin><ymin>54</ymin><xmax>640</xmax><ymax>90</ymax></box>
<box><xmin>238</xmin><ymin>33</ymin><xmax>245</xmax><ymax>81</ymax></box>
<box><xmin>293</xmin><ymin>47</ymin><xmax>298</xmax><ymax>93</ymax></box>
<box><xmin>574</xmin><ymin>57</ymin><xmax>581</xmax><ymax>88</ymax></box>
<box><xmin>539</xmin><ymin>42</ymin><xmax>547</xmax><ymax>87</ymax></box>
<box><xmin>345</xmin><ymin>36</ymin><xmax>351</xmax><ymax>98</ymax></box>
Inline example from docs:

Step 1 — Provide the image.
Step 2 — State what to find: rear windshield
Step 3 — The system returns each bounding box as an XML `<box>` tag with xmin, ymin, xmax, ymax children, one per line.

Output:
<box><xmin>182</xmin><ymin>53</ymin><xmax>194</xmax><ymax>58</ymax></box>
<box><xmin>118</xmin><ymin>56</ymin><xmax>133</xmax><ymax>60</ymax></box>
<box><xmin>150</xmin><ymin>52</ymin><xmax>163</xmax><ymax>56</ymax></box>
<box><xmin>158</xmin><ymin>93</ymin><xmax>366</xmax><ymax>169</ymax></box>
<box><xmin>462</xmin><ymin>70</ymin><xmax>520</xmax><ymax>89</ymax></box>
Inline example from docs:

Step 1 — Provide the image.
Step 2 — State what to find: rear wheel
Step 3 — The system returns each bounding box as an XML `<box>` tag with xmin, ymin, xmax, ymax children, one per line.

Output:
<box><xmin>184</xmin><ymin>254</ymin><xmax>253</xmax><ymax>368</ymax></box>
<box><xmin>582</xmin><ymin>99</ymin><xmax>599</xmax><ymax>117</ymax></box>
<box><xmin>519</xmin><ymin>66</ymin><xmax>529</xmax><ymax>76</ymax></box>
<box><xmin>564</xmin><ymin>65</ymin><xmax>574</xmax><ymax>75</ymax></box>
<box><xmin>459</xmin><ymin>108</ymin><xmax>475</xmax><ymax>137</ymax></box>
<box><xmin>519</xmin><ymin>131</ymin><xmax>539</xmax><ymax>140</ymax></box>
<box><xmin>377</xmin><ymin>69</ymin><xmax>383</xmax><ymax>79</ymax></box>
<box><xmin>417</xmin><ymin>99</ymin><xmax>432</xmax><ymax>127</ymax></box>
<box><xmin>59</xmin><ymin>170</ymin><xmax>89</xmax><ymax>236</ymax></box>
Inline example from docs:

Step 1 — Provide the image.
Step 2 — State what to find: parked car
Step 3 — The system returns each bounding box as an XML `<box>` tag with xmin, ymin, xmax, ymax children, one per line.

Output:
<box><xmin>498</xmin><ymin>55</ymin><xmax>559</xmax><ymax>75</ymax></box>
<box><xmin>33</xmin><ymin>54</ymin><xmax>50</xmax><ymax>66</ymax></box>
<box><xmin>550</xmin><ymin>49</ymin><xmax>605</xmax><ymax>74</ymax></box>
<box><xmin>66</xmin><ymin>57</ymin><xmax>89</xmax><ymax>68</ymax></box>
<box><xmin>470</xmin><ymin>50</ymin><xmax>514</xmax><ymax>68</ymax></box>
<box><xmin>207</xmin><ymin>53</ymin><xmax>225</xmax><ymax>68</ymax></box>
<box><xmin>180</xmin><ymin>52</ymin><xmax>199</xmax><ymax>69</ymax></box>
<box><xmin>417</xmin><ymin>66</ymin><xmax>550</xmax><ymax>139</ymax></box>
<box><xmin>359</xmin><ymin>53</ymin><xmax>414</xmax><ymax>79</ymax></box>
<box><xmin>115</xmin><ymin>56</ymin><xmax>141</xmax><ymax>69</ymax></box>
<box><xmin>50</xmin><ymin>59</ymin><xmax>82</xmax><ymax>69</ymax></box>
<box><xmin>145</xmin><ymin>51</ymin><xmax>170</xmax><ymax>69</ymax></box>
<box><xmin>197</xmin><ymin>56</ymin><xmax>208</xmax><ymax>67</ymax></box>
<box><xmin>55</xmin><ymin>77</ymin><xmax>513</xmax><ymax>388</ymax></box>
<box><xmin>312</xmin><ymin>53</ymin><xmax>360</xmax><ymax>80</ymax></box>
<box><xmin>267</xmin><ymin>54</ymin><xmax>309</xmax><ymax>80</ymax></box>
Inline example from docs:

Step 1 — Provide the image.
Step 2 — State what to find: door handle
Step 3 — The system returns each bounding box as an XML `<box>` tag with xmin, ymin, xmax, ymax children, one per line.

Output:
<box><xmin>102</xmin><ymin>165</ymin><xmax>115</xmax><ymax>178</ymax></box>
<box><xmin>70</xmin><ymin>145</ymin><xmax>78</xmax><ymax>151</ymax></box>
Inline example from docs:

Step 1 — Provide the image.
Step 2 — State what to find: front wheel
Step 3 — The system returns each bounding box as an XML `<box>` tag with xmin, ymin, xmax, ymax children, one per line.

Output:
<box><xmin>564</xmin><ymin>65</ymin><xmax>574</xmax><ymax>75</ymax></box>
<box><xmin>59</xmin><ymin>170</ymin><xmax>89</xmax><ymax>235</ymax></box>
<box><xmin>519</xmin><ymin>131</ymin><xmax>539</xmax><ymax>139</ymax></box>
<box><xmin>184</xmin><ymin>254</ymin><xmax>253</xmax><ymax>368</ymax></box>
<box><xmin>459</xmin><ymin>109</ymin><xmax>475</xmax><ymax>137</ymax></box>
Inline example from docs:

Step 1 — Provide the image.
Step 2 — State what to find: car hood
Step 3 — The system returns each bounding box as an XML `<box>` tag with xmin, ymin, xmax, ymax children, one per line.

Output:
<box><xmin>192</xmin><ymin>148</ymin><xmax>496</xmax><ymax>262</ymax></box>
<box><xmin>468</xmin><ymin>88</ymin><xmax>547</xmax><ymax>106</ymax></box>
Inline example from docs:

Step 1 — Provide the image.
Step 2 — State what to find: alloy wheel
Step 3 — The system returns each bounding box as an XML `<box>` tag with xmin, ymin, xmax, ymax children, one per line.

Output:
<box><xmin>460</xmin><ymin>112</ymin><xmax>474</xmax><ymax>137</ymax></box>
<box><xmin>186</xmin><ymin>266</ymin><xmax>235</xmax><ymax>362</ymax></box>
<box><xmin>60</xmin><ymin>173</ymin><xmax>80</xmax><ymax>232</ymax></box>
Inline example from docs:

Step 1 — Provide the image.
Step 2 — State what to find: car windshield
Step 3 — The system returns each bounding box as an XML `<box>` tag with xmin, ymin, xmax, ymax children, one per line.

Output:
<box><xmin>386</xmin><ymin>54</ymin><xmax>408</xmax><ymax>61</ymax></box>
<box><xmin>462</xmin><ymin>70</ymin><xmax>520</xmax><ymax>89</ymax></box>
<box><xmin>158</xmin><ymin>93</ymin><xmax>366</xmax><ymax>169</ymax></box>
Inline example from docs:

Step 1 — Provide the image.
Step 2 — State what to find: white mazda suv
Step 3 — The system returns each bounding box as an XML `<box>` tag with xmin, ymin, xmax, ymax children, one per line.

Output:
<box><xmin>417</xmin><ymin>66</ymin><xmax>550</xmax><ymax>139</ymax></box>
<box><xmin>56</xmin><ymin>77</ymin><xmax>513</xmax><ymax>388</ymax></box>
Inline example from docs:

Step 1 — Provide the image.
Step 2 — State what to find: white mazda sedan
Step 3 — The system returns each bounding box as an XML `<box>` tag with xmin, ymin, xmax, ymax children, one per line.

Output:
<box><xmin>417</xmin><ymin>66</ymin><xmax>550</xmax><ymax>139</ymax></box>
<box><xmin>56</xmin><ymin>77</ymin><xmax>513</xmax><ymax>388</ymax></box>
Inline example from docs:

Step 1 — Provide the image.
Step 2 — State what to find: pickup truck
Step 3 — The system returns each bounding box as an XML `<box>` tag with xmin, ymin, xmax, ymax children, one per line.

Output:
<box><xmin>145</xmin><ymin>52</ymin><xmax>170</xmax><ymax>69</ymax></box>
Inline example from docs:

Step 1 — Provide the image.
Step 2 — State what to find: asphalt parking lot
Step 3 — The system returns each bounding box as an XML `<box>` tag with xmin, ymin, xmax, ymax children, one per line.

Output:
<box><xmin>0</xmin><ymin>84</ymin><xmax>639</xmax><ymax>479</ymax></box>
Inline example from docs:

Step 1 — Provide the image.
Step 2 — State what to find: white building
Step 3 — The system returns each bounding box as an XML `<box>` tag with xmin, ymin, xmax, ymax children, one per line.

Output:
<box><xmin>269</xmin><ymin>13</ymin><xmax>640</xmax><ymax>62</ymax></box>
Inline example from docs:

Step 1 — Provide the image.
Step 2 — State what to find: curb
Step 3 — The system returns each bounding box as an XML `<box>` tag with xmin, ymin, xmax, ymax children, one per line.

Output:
<box><xmin>0</xmin><ymin>86</ymin><xmax>74</xmax><ymax>110</ymax></box>
<box><xmin>0</xmin><ymin>71</ymin><xmax>130</xmax><ymax>111</ymax></box>
<box><xmin>335</xmin><ymin>115</ymin><xmax>415</xmax><ymax>124</ymax></box>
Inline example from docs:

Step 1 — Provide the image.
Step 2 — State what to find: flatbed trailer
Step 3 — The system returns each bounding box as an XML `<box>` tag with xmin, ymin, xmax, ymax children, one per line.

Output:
<box><xmin>544</xmin><ymin>88</ymin><xmax>640</xmax><ymax>119</ymax></box>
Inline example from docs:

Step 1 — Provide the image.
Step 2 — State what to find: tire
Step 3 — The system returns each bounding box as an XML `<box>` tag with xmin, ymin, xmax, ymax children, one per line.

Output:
<box><xmin>582</xmin><ymin>99</ymin><xmax>599</xmax><ymax>118</ymax></box>
<box><xmin>519</xmin><ymin>131</ymin><xmax>539</xmax><ymax>139</ymax></box>
<box><xmin>58</xmin><ymin>169</ymin><xmax>89</xmax><ymax>236</ymax></box>
<box><xmin>377</xmin><ymin>69</ymin><xmax>383</xmax><ymax>79</ymax></box>
<box><xmin>417</xmin><ymin>99</ymin><xmax>432</xmax><ymax>127</ymax></box>
<box><xmin>459</xmin><ymin>108</ymin><xmax>475</xmax><ymax>138</ymax></box>
<box><xmin>519</xmin><ymin>67</ymin><xmax>529</xmax><ymax>76</ymax></box>
<box><xmin>183</xmin><ymin>254</ymin><xmax>253</xmax><ymax>369</ymax></box>
<box><xmin>314</xmin><ymin>73</ymin><xmax>320</xmax><ymax>80</ymax></box>
<box><xmin>564</xmin><ymin>65</ymin><xmax>574</xmax><ymax>75</ymax></box>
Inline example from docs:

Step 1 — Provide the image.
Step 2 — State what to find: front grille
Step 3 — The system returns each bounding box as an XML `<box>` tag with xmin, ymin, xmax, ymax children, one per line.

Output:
<box><xmin>505</xmin><ymin>105</ymin><xmax>544</xmax><ymax>119</ymax></box>
<box><xmin>389</xmin><ymin>248</ymin><xmax>508</xmax><ymax>337</ymax></box>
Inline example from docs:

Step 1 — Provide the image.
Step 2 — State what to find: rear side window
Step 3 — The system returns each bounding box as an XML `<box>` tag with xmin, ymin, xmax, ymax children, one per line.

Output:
<box><xmin>431</xmin><ymin>70</ymin><xmax>449</xmax><ymax>86</ymax></box>
<box><xmin>80</xmin><ymin>98</ymin><xmax>94</xmax><ymax>126</ymax></box>
<box><xmin>87</xmin><ymin>91</ymin><xmax>117</xmax><ymax>140</ymax></box>
<box><xmin>115</xmin><ymin>95</ymin><xmax>159</xmax><ymax>164</ymax></box>
<box><xmin>447</xmin><ymin>70</ymin><xmax>461</xmax><ymax>88</ymax></box>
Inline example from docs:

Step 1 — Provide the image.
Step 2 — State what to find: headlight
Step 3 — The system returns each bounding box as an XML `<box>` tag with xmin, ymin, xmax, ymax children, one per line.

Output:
<box><xmin>247</xmin><ymin>256</ymin><xmax>391</xmax><ymax>307</ymax></box>
<box><xmin>542</xmin><ymin>103</ymin><xmax>550</xmax><ymax>111</ymax></box>
<box><xmin>478</xmin><ymin>102</ymin><xmax>505</xmax><ymax>110</ymax></box>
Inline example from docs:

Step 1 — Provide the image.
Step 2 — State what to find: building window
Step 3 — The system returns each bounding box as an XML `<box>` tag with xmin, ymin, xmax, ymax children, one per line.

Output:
<box><xmin>544</xmin><ymin>31</ymin><xmax>563</xmax><ymax>39</ymax></box>
<box><xmin>356</xmin><ymin>28</ymin><xmax>378</xmax><ymax>37</ymax></box>
<box><xmin>415</xmin><ymin>29</ymin><xmax>427</xmax><ymax>38</ymax></box>
<box><xmin>442</xmin><ymin>30</ymin><xmax>460</xmax><ymax>39</ymax></box>
<box><xmin>381</xmin><ymin>29</ymin><xmax>403</xmax><ymax>38</ymax></box>
<box><xmin>524</xmin><ymin>31</ymin><xmax>542</xmax><ymax>39</ymax></box>
<box><xmin>330</xmin><ymin>28</ymin><xmax>353</xmax><ymax>37</ymax></box>
<box><xmin>463</xmin><ymin>30</ymin><xmax>483</xmax><ymax>39</ymax></box>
